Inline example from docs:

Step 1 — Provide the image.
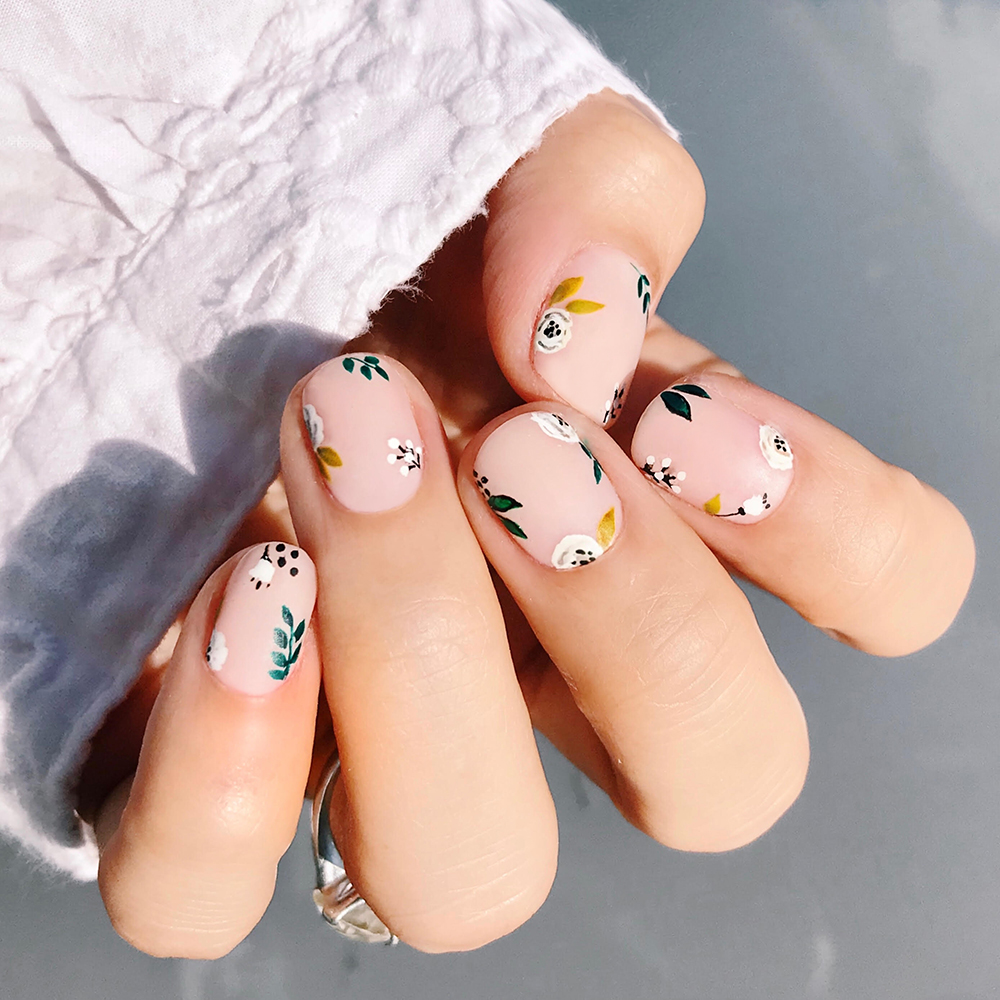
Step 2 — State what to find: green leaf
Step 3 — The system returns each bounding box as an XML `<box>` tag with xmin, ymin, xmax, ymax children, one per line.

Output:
<box><xmin>271</xmin><ymin>651</ymin><xmax>288</xmax><ymax>668</ymax></box>
<box><xmin>342</xmin><ymin>357</ymin><xmax>355</xmax><ymax>372</ymax></box>
<box><xmin>282</xmin><ymin>605</ymin><xmax>294</xmax><ymax>627</ymax></box>
<box><xmin>593</xmin><ymin>459</ymin><xmax>603</xmax><ymax>485</ymax></box>
<box><xmin>293</xmin><ymin>620</ymin><xmax>305</xmax><ymax>641</ymax></box>
<box><xmin>499</xmin><ymin>516</ymin><xmax>527</xmax><ymax>539</ymax></box>
<box><xmin>364</xmin><ymin>355</ymin><xmax>380</xmax><ymax>364</ymax></box>
<box><xmin>273</xmin><ymin>628</ymin><xmax>288</xmax><ymax>649</ymax></box>
<box><xmin>565</xmin><ymin>299</ymin><xmax>605</xmax><ymax>314</ymax></box>
<box><xmin>361</xmin><ymin>365</ymin><xmax>372</xmax><ymax>380</ymax></box>
<box><xmin>673</xmin><ymin>384</ymin><xmax>710</xmax><ymax>399</ymax></box>
<box><xmin>269</xmin><ymin>668</ymin><xmax>288</xmax><ymax>681</ymax></box>
<box><xmin>643</xmin><ymin>292</ymin><xmax>650</xmax><ymax>313</ymax></box>
<box><xmin>637</xmin><ymin>275</ymin><xmax>645</xmax><ymax>297</ymax></box>
<box><xmin>659</xmin><ymin>390</ymin><xmax>692</xmax><ymax>420</ymax></box>
<box><xmin>548</xmin><ymin>276</ymin><xmax>584</xmax><ymax>305</ymax></box>
<box><xmin>488</xmin><ymin>494</ymin><xmax>522</xmax><ymax>512</ymax></box>
<box><xmin>317</xmin><ymin>446</ymin><xmax>342</xmax><ymax>467</ymax></box>
<box><xmin>376</xmin><ymin>366</ymin><xmax>389</xmax><ymax>380</ymax></box>
<box><xmin>288</xmin><ymin>645</ymin><xmax>300</xmax><ymax>665</ymax></box>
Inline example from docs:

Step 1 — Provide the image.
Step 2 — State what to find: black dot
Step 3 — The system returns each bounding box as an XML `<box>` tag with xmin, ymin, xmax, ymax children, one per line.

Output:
<box><xmin>277</xmin><ymin>556</ymin><xmax>287</xmax><ymax>568</ymax></box>
<box><xmin>255</xmin><ymin>581</ymin><xmax>262</xmax><ymax>590</ymax></box>
<box><xmin>290</xmin><ymin>567</ymin><xmax>299</xmax><ymax>577</ymax></box>
<box><xmin>276</xmin><ymin>543</ymin><xmax>286</xmax><ymax>552</ymax></box>
<box><xmin>290</xmin><ymin>550</ymin><xmax>299</xmax><ymax>558</ymax></box>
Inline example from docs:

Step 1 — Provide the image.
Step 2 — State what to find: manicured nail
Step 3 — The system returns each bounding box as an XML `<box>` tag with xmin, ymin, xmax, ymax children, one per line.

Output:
<box><xmin>630</xmin><ymin>382</ymin><xmax>794</xmax><ymax>522</ymax></box>
<box><xmin>473</xmin><ymin>411</ymin><xmax>623</xmax><ymax>569</ymax></box>
<box><xmin>207</xmin><ymin>542</ymin><xmax>317</xmax><ymax>695</ymax></box>
<box><xmin>533</xmin><ymin>246</ymin><xmax>651</xmax><ymax>427</ymax></box>
<box><xmin>302</xmin><ymin>354</ymin><xmax>423</xmax><ymax>513</ymax></box>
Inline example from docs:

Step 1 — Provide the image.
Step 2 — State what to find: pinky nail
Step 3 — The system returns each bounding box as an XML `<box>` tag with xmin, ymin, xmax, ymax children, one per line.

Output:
<box><xmin>630</xmin><ymin>382</ymin><xmax>793</xmax><ymax>522</ymax></box>
<box><xmin>206</xmin><ymin>542</ymin><xmax>317</xmax><ymax>695</ymax></box>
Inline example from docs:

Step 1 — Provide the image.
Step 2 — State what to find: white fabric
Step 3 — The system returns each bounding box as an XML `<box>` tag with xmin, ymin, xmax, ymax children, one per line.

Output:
<box><xmin>0</xmin><ymin>0</ymin><xmax>678</xmax><ymax>878</ymax></box>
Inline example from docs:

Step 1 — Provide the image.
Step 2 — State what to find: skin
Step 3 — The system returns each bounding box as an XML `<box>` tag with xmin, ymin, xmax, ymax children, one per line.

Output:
<box><xmin>83</xmin><ymin>92</ymin><xmax>975</xmax><ymax>958</ymax></box>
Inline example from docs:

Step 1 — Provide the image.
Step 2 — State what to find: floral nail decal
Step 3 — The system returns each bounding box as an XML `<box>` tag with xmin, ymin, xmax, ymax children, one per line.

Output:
<box><xmin>642</xmin><ymin>455</ymin><xmax>686</xmax><ymax>493</ymax></box>
<box><xmin>759</xmin><ymin>425</ymin><xmax>793</xmax><ymax>470</ymax></box>
<box><xmin>304</xmin><ymin>403</ymin><xmax>343</xmax><ymax>480</ymax></box>
<box><xmin>269</xmin><ymin>604</ymin><xmax>306</xmax><ymax>681</ymax></box>
<box><xmin>529</xmin><ymin>412</ymin><xmax>603</xmax><ymax>484</ymax></box>
<box><xmin>206</xmin><ymin>629</ymin><xmax>228</xmax><ymax>670</ymax></box>
<box><xmin>474</xmin><ymin>470</ymin><xmax>527</xmax><ymax>539</ymax></box>
<box><xmin>342</xmin><ymin>354</ymin><xmax>389</xmax><ymax>380</ymax></box>
<box><xmin>550</xmin><ymin>506</ymin><xmax>616</xmax><ymax>568</ymax></box>
<box><xmin>387</xmin><ymin>437</ymin><xmax>422</xmax><ymax>476</ymax></box>
<box><xmin>704</xmin><ymin>492</ymin><xmax>771</xmax><ymax>517</ymax></box>
<box><xmin>659</xmin><ymin>383</ymin><xmax>711</xmax><ymax>421</ymax></box>
<box><xmin>602</xmin><ymin>382</ymin><xmax>626</xmax><ymax>426</ymax></box>
<box><xmin>632</xmin><ymin>264</ymin><xmax>651</xmax><ymax>316</ymax></box>
<box><xmin>535</xmin><ymin>276</ymin><xmax>606</xmax><ymax>354</ymax></box>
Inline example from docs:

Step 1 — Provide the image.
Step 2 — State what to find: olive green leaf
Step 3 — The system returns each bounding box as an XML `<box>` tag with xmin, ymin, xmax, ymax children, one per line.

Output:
<box><xmin>673</xmin><ymin>384</ymin><xmax>710</xmax><ymax>399</ymax></box>
<box><xmin>565</xmin><ymin>299</ymin><xmax>605</xmax><ymax>314</ymax></box>
<box><xmin>317</xmin><ymin>446</ymin><xmax>342</xmax><ymax>467</ymax></box>
<box><xmin>499</xmin><ymin>516</ymin><xmax>527</xmax><ymax>539</ymax></box>
<box><xmin>488</xmin><ymin>495</ymin><xmax>522</xmax><ymax>512</ymax></box>
<box><xmin>273</xmin><ymin>628</ymin><xmax>288</xmax><ymax>649</ymax></box>
<box><xmin>659</xmin><ymin>390</ymin><xmax>692</xmax><ymax>421</ymax></box>
<box><xmin>549</xmin><ymin>276</ymin><xmax>584</xmax><ymax>305</ymax></box>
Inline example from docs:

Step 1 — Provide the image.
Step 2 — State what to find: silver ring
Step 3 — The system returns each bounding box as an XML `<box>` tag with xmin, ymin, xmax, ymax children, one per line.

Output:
<box><xmin>311</xmin><ymin>749</ymin><xmax>398</xmax><ymax>945</ymax></box>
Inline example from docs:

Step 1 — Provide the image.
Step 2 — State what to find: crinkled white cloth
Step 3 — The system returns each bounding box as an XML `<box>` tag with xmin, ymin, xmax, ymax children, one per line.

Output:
<box><xmin>0</xmin><ymin>0</ymin><xmax>678</xmax><ymax>878</ymax></box>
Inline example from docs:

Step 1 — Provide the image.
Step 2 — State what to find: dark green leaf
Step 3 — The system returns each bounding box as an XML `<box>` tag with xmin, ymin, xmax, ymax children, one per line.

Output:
<box><xmin>342</xmin><ymin>357</ymin><xmax>355</xmax><ymax>372</ymax></box>
<box><xmin>643</xmin><ymin>292</ymin><xmax>650</xmax><ymax>313</ymax></box>
<box><xmin>593</xmin><ymin>459</ymin><xmax>603</xmax><ymax>485</ymax></box>
<box><xmin>273</xmin><ymin>628</ymin><xmax>288</xmax><ymax>649</ymax></box>
<box><xmin>361</xmin><ymin>366</ymin><xmax>372</xmax><ymax>380</ymax></box>
<box><xmin>637</xmin><ymin>275</ymin><xmax>644</xmax><ymax>296</ymax></box>
<box><xmin>364</xmin><ymin>355</ymin><xmax>380</xmax><ymax>364</ymax></box>
<box><xmin>499</xmin><ymin>516</ymin><xmax>527</xmax><ymax>539</ymax></box>
<box><xmin>659</xmin><ymin>390</ymin><xmax>692</xmax><ymax>420</ymax></box>
<box><xmin>271</xmin><ymin>651</ymin><xmax>288</xmax><ymax>668</ymax></box>
<box><xmin>282</xmin><ymin>605</ymin><xmax>294</xmax><ymax>627</ymax></box>
<box><xmin>293</xmin><ymin>620</ymin><xmax>305</xmax><ymax>641</ymax></box>
<box><xmin>268</xmin><ymin>668</ymin><xmax>287</xmax><ymax>681</ymax></box>
<box><xmin>488</xmin><ymin>494</ymin><xmax>522</xmax><ymax>512</ymax></box>
<box><xmin>288</xmin><ymin>645</ymin><xmax>300</xmax><ymax>664</ymax></box>
<box><xmin>673</xmin><ymin>384</ymin><xmax>711</xmax><ymax>399</ymax></box>
<box><xmin>376</xmin><ymin>366</ymin><xmax>389</xmax><ymax>380</ymax></box>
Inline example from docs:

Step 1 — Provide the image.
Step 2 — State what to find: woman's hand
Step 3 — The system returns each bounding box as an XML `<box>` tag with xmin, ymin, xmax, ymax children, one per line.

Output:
<box><xmin>83</xmin><ymin>92</ymin><xmax>974</xmax><ymax>957</ymax></box>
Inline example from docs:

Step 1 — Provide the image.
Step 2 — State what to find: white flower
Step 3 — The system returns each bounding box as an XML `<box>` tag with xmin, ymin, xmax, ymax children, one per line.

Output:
<box><xmin>551</xmin><ymin>534</ymin><xmax>604</xmax><ymax>570</ymax></box>
<box><xmin>642</xmin><ymin>456</ymin><xmax>686</xmax><ymax>494</ymax></box>
<box><xmin>249</xmin><ymin>548</ymin><xmax>276</xmax><ymax>588</ymax></box>
<box><xmin>759</xmin><ymin>424</ymin><xmax>793</xmax><ymax>471</ymax></box>
<box><xmin>741</xmin><ymin>494</ymin><xmax>769</xmax><ymax>516</ymax></box>
<box><xmin>303</xmin><ymin>403</ymin><xmax>324</xmax><ymax>448</ymax></box>
<box><xmin>535</xmin><ymin>308</ymin><xmax>573</xmax><ymax>353</ymax></box>
<box><xmin>387</xmin><ymin>437</ymin><xmax>422</xmax><ymax>475</ymax></box>
<box><xmin>206</xmin><ymin>629</ymin><xmax>228</xmax><ymax>670</ymax></box>
<box><xmin>530</xmin><ymin>411</ymin><xmax>580</xmax><ymax>443</ymax></box>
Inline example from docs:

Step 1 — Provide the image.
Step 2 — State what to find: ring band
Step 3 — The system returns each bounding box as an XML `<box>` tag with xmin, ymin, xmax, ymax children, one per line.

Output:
<box><xmin>311</xmin><ymin>749</ymin><xmax>398</xmax><ymax>945</ymax></box>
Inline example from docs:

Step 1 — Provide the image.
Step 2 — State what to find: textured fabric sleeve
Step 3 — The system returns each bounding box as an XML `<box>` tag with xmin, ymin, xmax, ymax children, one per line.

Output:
<box><xmin>0</xmin><ymin>0</ymin><xmax>679</xmax><ymax>878</ymax></box>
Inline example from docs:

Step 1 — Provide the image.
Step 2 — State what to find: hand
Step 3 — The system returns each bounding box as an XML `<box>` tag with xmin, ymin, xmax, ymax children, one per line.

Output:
<box><xmin>83</xmin><ymin>92</ymin><xmax>974</xmax><ymax>957</ymax></box>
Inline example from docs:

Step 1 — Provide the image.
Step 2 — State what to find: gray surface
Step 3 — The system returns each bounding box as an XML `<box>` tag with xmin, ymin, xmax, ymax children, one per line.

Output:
<box><xmin>2</xmin><ymin>1</ymin><xmax>998</xmax><ymax>997</ymax></box>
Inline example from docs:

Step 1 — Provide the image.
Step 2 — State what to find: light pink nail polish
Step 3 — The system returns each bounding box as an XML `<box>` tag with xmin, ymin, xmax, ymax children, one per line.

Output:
<box><xmin>473</xmin><ymin>411</ymin><xmax>623</xmax><ymax>569</ymax></box>
<box><xmin>302</xmin><ymin>354</ymin><xmax>423</xmax><ymax>513</ymax></box>
<box><xmin>207</xmin><ymin>542</ymin><xmax>317</xmax><ymax>695</ymax></box>
<box><xmin>630</xmin><ymin>382</ymin><xmax>794</xmax><ymax>522</ymax></box>
<box><xmin>533</xmin><ymin>246</ymin><xmax>651</xmax><ymax>427</ymax></box>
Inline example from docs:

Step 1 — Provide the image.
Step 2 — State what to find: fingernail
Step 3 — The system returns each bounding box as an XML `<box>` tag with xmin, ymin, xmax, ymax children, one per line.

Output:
<box><xmin>630</xmin><ymin>381</ymin><xmax>794</xmax><ymax>522</ymax></box>
<box><xmin>533</xmin><ymin>246</ymin><xmax>651</xmax><ymax>427</ymax></box>
<box><xmin>207</xmin><ymin>542</ymin><xmax>317</xmax><ymax>695</ymax></box>
<box><xmin>473</xmin><ymin>411</ymin><xmax>623</xmax><ymax>569</ymax></box>
<box><xmin>302</xmin><ymin>354</ymin><xmax>423</xmax><ymax>513</ymax></box>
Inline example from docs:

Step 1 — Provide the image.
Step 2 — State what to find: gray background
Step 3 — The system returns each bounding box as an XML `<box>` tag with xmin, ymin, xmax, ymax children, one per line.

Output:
<box><xmin>2</xmin><ymin>0</ymin><xmax>998</xmax><ymax>997</ymax></box>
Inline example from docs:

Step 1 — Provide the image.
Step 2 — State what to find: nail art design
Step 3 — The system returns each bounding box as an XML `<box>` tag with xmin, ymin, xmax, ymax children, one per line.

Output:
<box><xmin>532</xmin><ymin>246</ymin><xmax>650</xmax><ymax>427</ymax></box>
<box><xmin>631</xmin><ymin>381</ymin><xmax>794</xmax><ymax>524</ymax></box>
<box><xmin>302</xmin><ymin>354</ymin><xmax>423</xmax><ymax>512</ymax></box>
<box><xmin>207</xmin><ymin>542</ymin><xmax>317</xmax><ymax>695</ymax></box>
<box><xmin>474</xmin><ymin>411</ymin><xmax>623</xmax><ymax>569</ymax></box>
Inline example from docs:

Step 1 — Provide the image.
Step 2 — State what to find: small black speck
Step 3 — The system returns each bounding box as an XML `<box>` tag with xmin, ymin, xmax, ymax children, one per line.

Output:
<box><xmin>277</xmin><ymin>556</ymin><xmax>287</xmax><ymax>568</ymax></box>
<box><xmin>290</xmin><ymin>567</ymin><xmax>299</xmax><ymax>577</ymax></box>
<box><xmin>255</xmin><ymin>581</ymin><xmax>262</xmax><ymax>590</ymax></box>
<box><xmin>275</xmin><ymin>543</ymin><xmax>286</xmax><ymax>552</ymax></box>
<box><xmin>291</xmin><ymin>550</ymin><xmax>299</xmax><ymax>558</ymax></box>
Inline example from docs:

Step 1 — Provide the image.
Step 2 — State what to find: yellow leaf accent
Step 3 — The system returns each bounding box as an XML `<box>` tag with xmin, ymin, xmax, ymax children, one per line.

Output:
<box><xmin>565</xmin><ymin>299</ymin><xmax>605</xmax><ymax>314</ymax></box>
<box><xmin>703</xmin><ymin>494</ymin><xmax>721</xmax><ymax>515</ymax></box>
<box><xmin>317</xmin><ymin>446</ymin><xmax>342</xmax><ymax>468</ymax></box>
<box><xmin>548</xmin><ymin>276</ymin><xmax>584</xmax><ymax>305</ymax></box>
<box><xmin>597</xmin><ymin>507</ymin><xmax>616</xmax><ymax>548</ymax></box>
<box><xmin>314</xmin><ymin>452</ymin><xmax>330</xmax><ymax>481</ymax></box>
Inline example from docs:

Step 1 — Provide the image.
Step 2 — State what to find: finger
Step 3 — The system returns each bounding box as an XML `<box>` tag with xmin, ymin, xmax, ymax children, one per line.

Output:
<box><xmin>280</xmin><ymin>353</ymin><xmax>557</xmax><ymax>953</ymax></box>
<box><xmin>96</xmin><ymin>543</ymin><xmax>319</xmax><ymax>958</ymax></box>
<box><xmin>629</xmin><ymin>369</ymin><xmax>975</xmax><ymax>655</ymax></box>
<box><xmin>482</xmin><ymin>90</ymin><xmax>705</xmax><ymax>428</ymax></box>
<box><xmin>459</xmin><ymin>405</ymin><xmax>809</xmax><ymax>853</ymax></box>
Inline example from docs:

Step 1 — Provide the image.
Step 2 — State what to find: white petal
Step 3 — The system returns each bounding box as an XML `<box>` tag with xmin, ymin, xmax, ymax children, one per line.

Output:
<box><xmin>550</xmin><ymin>534</ymin><xmax>604</xmax><ymax>570</ymax></box>
<box><xmin>759</xmin><ymin>424</ymin><xmax>794</xmax><ymax>471</ymax></box>
<box><xmin>388</xmin><ymin>437</ymin><xmax>400</xmax><ymax>449</ymax></box>
<box><xmin>530</xmin><ymin>411</ymin><xmax>579</xmax><ymax>442</ymax></box>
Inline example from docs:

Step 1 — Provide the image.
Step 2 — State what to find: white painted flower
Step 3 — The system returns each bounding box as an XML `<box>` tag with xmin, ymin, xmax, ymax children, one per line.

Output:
<box><xmin>387</xmin><ymin>437</ymin><xmax>422</xmax><ymax>475</ymax></box>
<box><xmin>206</xmin><ymin>629</ymin><xmax>228</xmax><ymax>670</ymax></box>
<box><xmin>302</xmin><ymin>403</ymin><xmax>324</xmax><ymax>448</ymax></box>
<box><xmin>551</xmin><ymin>534</ymin><xmax>604</xmax><ymax>569</ymax></box>
<box><xmin>249</xmin><ymin>546</ymin><xmax>276</xmax><ymax>589</ymax></box>
<box><xmin>530</xmin><ymin>411</ymin><xmax>580</xmax><ymax>443</ymax></box>
<box><xmin>741</xmin><ymin>494</ymin><xmax>770</xmax><ymax>516</ymax></box>
<box><xmin>535</xmin><ymin>308</ymin><xmax>573</xmax><ymax>353</ymax></box>
<box><xmin>759</xmin><ymin>424</ymin><xmax>793</xmax><ymax>470</ymax></box>
<box><xmin>642</xmin><ymin>456</ymin><xmax>686</xmax><ymax>494</ymax></box>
